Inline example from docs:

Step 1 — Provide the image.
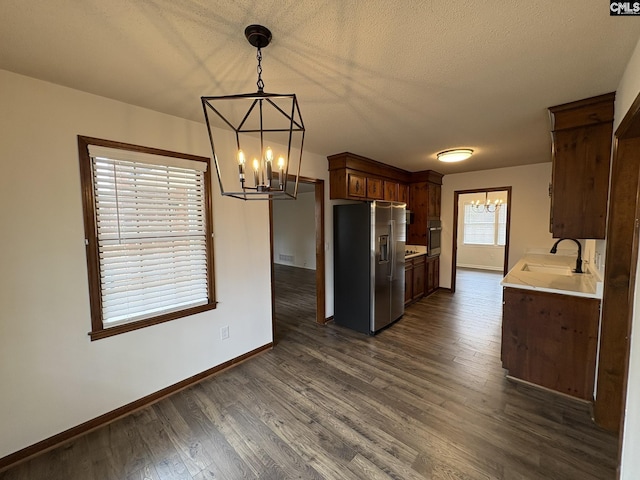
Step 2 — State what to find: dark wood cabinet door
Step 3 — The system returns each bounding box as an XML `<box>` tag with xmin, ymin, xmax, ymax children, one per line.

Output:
<box><xmin>408</xmin><ymin>180</ymin><xmax>441</xmax><ymax>245</ymax></box>
<box><xmin>501</xmin><ymin>287</ymin><xmax>599</xmax><ymax>400</ymax></box>
<box><xmin>367</xmin><ymin>177</ymin><xmax>383</xmax><ymax>200</ymax></box>
<box><xmin>383</xmin><ymin>181</ymin><xmax>398</xmax><ymax>201</ymax></box>
<box><xmin>348</xmin><ymin>173</ymin><xmax>366</xmax><ymax>197</ymax></box>
<box><xmin>404</xmin><ymin>261</ymin><xmax>413</xmax><ymax>306</ymax></box>
<box><xmin>408</xmin><ymin>182</ymin><xmax>428</xmax><ymax>245</ymax></box>
<box><xmin>549</xmin><ymin>93</ymin><xmax>614</xmax><ymax>239</ymax></box>
<box><xmin>412</xmin><ymin>257</ymin><xmax>425</xmax><ymax>301</ymax></box>
<box><xmin>425</xmin><ymin>256</ymin><xmax>439</xmax><ymax>295</ymax></box>
<box><xmin>433</xmin><ymin>257</ymin><xmax>439</xmax><ymax>293</ymax></box>
<box><xmin>551</xmin><ymin>124</ymin><xmax>612</xmax><ymax>239</ymax></box>
<box><xmin>427</xmin><ymin>183</ymin><xmax>441</xmax><ymax>219</ymax></box>
<box><xmin>399</xmin><ymin>184</ymin><xmax>409</xmax><ymax>204</ymax></box>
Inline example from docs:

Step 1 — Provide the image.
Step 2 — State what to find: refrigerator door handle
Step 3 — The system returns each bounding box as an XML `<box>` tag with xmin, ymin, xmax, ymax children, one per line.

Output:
<box><xmin>389</xmin><ymin>220</ymin><xmax>395</xmax><ymax>280</ymax></box>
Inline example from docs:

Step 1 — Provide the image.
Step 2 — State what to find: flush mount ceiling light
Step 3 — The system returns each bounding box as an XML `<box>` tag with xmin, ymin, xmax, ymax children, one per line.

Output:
<box><xmin>437</xmin><ymin>149</ymin><xmax>474</xmax><ymax>163</ymax></box>
<box><xmin>201</xmin><ymin>25</ymin><xmax>305</xmax><ymax>200</ymax></box>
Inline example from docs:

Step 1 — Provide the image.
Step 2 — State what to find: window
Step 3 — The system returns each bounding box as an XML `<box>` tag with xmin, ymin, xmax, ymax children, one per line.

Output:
<box><xmin>463</xmin><ymin>203</ymin><xmax>507</xmax><ymax>246</ymax></box>
<box><xmin>78</xmin><ymin>136</ymin><xmax>216</xmax><ymax>340</ymax></box>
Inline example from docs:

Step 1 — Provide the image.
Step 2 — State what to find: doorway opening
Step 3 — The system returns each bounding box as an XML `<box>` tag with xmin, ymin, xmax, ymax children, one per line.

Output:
<box><xmin>269</xmin><ymin>177</ymin><xmax>326</xmax><ymax>343</ymax></box>
<box><xmin>451</xmin><ymin>187</ymin><xmax>512</xmax><ymax>293</ymax></box>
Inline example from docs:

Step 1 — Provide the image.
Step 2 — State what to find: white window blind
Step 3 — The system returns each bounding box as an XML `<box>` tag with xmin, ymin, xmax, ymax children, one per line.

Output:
<box><xmin>463</xmin><ymin>203</ymin><xmax>507</xmax><ymax>246</ymax></box>
<box><xmin>497</xmin><ymin>206</ymin><xmax>507</xmax><ymax>246</ymax></box>
<box><xmin>91</xmin><ymin>151</ymin><xmax>209</xmax><ymax>327</ymax></box>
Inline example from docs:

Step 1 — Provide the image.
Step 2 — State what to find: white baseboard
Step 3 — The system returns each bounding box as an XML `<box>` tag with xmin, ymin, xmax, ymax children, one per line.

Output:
<box><xmin>274</xmin><ymin>260</ymin><xmax>316</xmax><ymax>271</ymax></box>
<box><xmin>456</xmin><ymin>263</ymin><xmax>503</xmax><ymax>271</ymax></box>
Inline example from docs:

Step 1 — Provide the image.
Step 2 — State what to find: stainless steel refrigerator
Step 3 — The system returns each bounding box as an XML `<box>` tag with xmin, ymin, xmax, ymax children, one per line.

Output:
<box><xmin>333</xmin><ymin>201</ymin><xmax>406</xmax><ymax>334</ymax></box>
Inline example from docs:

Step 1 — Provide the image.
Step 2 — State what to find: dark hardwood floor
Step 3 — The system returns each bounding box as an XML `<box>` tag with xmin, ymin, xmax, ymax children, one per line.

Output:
<box><xmin>0</xmin><ymin>266</ymin><xmax>617</xmax><ymax>479</ymax></box>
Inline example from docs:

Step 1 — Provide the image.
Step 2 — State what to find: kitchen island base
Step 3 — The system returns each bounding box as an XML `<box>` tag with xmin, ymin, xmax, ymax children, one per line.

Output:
<box><xmin>505</xmin><ymin>375</ymin><xmax>593</xmax><ymax>406</ymax></box>
<box><xmin>501</xmin><ymin>287</ymin><xmax>599</xmax><ymax>401</ymax></box>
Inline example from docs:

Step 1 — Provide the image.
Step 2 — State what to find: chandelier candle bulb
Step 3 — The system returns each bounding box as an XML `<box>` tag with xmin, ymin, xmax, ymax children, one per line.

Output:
<box><xmin>253</xmin><ymin>158</ymin><xmax>260</xmax><ymax>187</ymax></box>
<box><xmin>266</xmin><ymin>160</ymin><xmax>272</xmax><ymax>187</ymax></box>
<box><xmin>278</xmin><ymin>156</ymin><xmax>285</xmax><ymax>188</ymax></box>
<box><xmin>238</xmin><ymin>150</ymin><xmax>246</xmax><ymax>184</ymax></box>
<box><xmin>265</xmin><ymin>147</ymin><xmax>273</xmax><ymax>187</ymax></box>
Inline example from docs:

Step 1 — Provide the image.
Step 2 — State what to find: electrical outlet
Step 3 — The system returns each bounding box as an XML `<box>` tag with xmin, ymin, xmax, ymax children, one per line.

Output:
<box><xmin>220</xmin><ymin>325</ymin><xmax>229</xmax><ymax>340</ymax></box>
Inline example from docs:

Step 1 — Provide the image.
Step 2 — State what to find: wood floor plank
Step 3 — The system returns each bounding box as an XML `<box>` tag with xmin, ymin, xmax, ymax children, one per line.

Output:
<box><xmin>135</xmin><ymin>418</ymin><xmax>192</xmax><ymax>480</ymax></box>
<box><xmin>223</xmin><ymin>370</ymin><xmax>361</xmax><ymax>476</ymax></box>
<box><xmin>188</xmin><ymin>385</ymin><xmax>264</xmax><ymax>479</ymax></box>
<box><xmin>126</xmin><ymin>464</ymin><xmax>161</xmax><ymax>480</ymax></box>
<box><xmin>152</xmin><ymin>397</ymin><xmax>215</xmax><ymax>476</ymax></box>
<box><xmin>175</xmin><ymin>389</ymin><xmax>256</xmax><ymax>480</ymax></box>
<box><xmin>152</xmin><ymin>453</ymin><xmax>192</xmax><ymax>480</ymax></box>
<box><xmin>244</xmin><ymin>356</ymin><xmax>426</xmax><ymax>479</ymax></box>
<box><xmin>0</xmin><ymin>267</ymin><xmax>618</xmax><ymax>480</ymax></box>
<box><xmin>347</xmin><ymin>453</ymin><xmax>393</xmax><ymax>480</ymax></box>
<box><xmin>274</xmin><ymin>330</ymin><xmax>537</xmax><ymax>478</ymax></box>
<box><xmin>256</xmin><ymin>364</ymin><xmax>418</xmax><ymax>468</ymax></box>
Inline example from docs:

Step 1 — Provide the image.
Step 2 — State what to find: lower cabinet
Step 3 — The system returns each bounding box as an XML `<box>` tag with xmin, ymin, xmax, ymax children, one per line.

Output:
<box><xmin>405</xmin><ymin>257</ymin><xmax>424</xmax><ymax>306</ymax></box>
<box><xmin>404</xmin><ymin>255</ymin><xmax>440</xmax><ymax>306</ymax></box>
<box><xmin>413</xmin><ymin>256</ymin><xmax>425</xmax><ymax>302</ymax></box>
<box><xmin>425</xmin><ymin>256</ymin><xmax>439</xmax><ymax>295</ymax></box>
<box><xmin>404</xmin><ymin>261</ymin><xmax>413</xmax><ymax>306</ymax></box>
<box><xmin>405</xmin><ymin>255</ymin><xmax>436</xmax><ymax>306</ymax></box>
<box><xmin>501</xmin><ymin>287</ymin><xmax>599</xmax><ymax>400</ymax></box>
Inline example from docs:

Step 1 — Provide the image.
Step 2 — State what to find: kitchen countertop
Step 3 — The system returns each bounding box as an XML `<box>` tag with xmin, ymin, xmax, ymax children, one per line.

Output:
<box><xmin>501</xmin><ymin>253</ymin><xmax>603</xmax><ymax>299</ymax></box>
<box><xmin>405</xmin><ymin>244</ymin><xmax>427</xmax><ymax>260</ymax></box>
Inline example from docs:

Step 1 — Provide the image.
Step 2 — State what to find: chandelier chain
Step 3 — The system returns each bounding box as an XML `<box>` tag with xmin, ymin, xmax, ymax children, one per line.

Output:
<box><xmin>256</xmin><ymin>47</ymin><xmax>264</xmax><ymax>92</ymax></box>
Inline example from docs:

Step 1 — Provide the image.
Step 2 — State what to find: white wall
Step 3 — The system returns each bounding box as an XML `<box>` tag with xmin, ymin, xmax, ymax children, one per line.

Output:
<box><xmin>273</xmin><ymin>191</ymin><xmax>316</xmax><ymax>269</ymax></box>
<box><xmin>456</xmin><ymin>191</ymin><xmax>508</xmax><ymax>271</ymax></box>
<box><xmin>441</xmin><ymin>163</ymin><xmax>554</xmax><ymax>288</ymax></box>
<box><xmin>616</xmin><ymin>36</ymin><xmax>640</xmax><ymax>480</ymax></box>
<box><xmin>0</xmin><ymin>69</ymin><xmax>333</xmax><ymax>459</ymax></box>
<box><xmin>295</xmin><ymin>161</ymin><xmax>335</xmax><ymax>323</ymax></box>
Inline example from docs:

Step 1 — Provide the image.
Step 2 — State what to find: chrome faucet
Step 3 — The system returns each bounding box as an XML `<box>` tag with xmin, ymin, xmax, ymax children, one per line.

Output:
<box><xmin>550</xmin><ymin>238</ymin><xmax>583</xmax><ymax>274</ymax></box>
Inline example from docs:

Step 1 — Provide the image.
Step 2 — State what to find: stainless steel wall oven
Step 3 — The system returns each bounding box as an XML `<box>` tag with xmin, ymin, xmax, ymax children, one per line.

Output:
<box><xmin>427</xmin><ymin>219</ymin><xmax>442</xmax><ymax>256</ymax></box>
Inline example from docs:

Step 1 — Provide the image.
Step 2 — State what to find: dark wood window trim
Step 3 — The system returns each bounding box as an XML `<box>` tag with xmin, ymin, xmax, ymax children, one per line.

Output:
<box><xmin>77</xmin><ymin>136</ymin><xmax>216</xmax><ymax>341</ymax></box>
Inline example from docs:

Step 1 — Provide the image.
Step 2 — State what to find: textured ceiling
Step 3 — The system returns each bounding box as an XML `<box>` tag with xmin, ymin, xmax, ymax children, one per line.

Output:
<box><xmin>2</xmin><ymin>1</ymin><xmax>639</xmax><ymax>174</ymax></box>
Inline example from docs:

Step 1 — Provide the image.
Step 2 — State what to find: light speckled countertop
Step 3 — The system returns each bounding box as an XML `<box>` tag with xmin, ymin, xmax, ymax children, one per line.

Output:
<box><xmin>501</xmin><ymin>253</ymin><xmax>603</xmax><ymax>299</ymax></box>
<box><xmin>405</xmin><ymin>244</ymin><xmax>427</xmax><ymax>260</ymax></box>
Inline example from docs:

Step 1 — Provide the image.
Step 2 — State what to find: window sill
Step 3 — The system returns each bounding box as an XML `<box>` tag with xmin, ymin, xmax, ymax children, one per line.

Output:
<box><xmin>89</xmin><ymin>302</ymin><xmax>217</xmax><ymax>341</ymax></box>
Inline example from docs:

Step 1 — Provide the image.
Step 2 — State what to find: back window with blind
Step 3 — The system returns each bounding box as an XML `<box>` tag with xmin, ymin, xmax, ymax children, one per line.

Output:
<box><xmin>78</xmin><ymin>136</ymin><xmax>216</xmax><ymax>340</ymax></box>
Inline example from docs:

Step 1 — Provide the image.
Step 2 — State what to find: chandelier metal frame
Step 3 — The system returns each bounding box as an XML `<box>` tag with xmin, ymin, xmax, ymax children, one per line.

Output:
<box><xmin>201</xmin><ymin>25</ymin><xmax>305</xmax><ymax>200</ymax></box>
<box><xmin>471</xmin><ymin>191</ymin><xmax>504</xmax><ymax>213</ymax></box>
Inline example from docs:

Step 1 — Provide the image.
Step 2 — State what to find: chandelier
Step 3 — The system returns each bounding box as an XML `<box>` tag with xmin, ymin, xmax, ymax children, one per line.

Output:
<box><xmin>201</xmin><ymin>25</ymin><xmax>305</xmax><ymax>200</ymax></box>
<box><xmin>471</xmin><ymin>192</ymin><xmax>504</xmax><ymax>213</ymax></box>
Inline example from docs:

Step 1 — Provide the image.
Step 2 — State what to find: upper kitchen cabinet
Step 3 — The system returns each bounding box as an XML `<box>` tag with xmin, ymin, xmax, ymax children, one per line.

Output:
<box><xmin>384</xmin><ymin>180</ymin><xmax>399</xmax><ymax>201</ymax></box>
<box><xmin>408</xmin><ymin>170</ymin><xmax>443</xmax><ymax>245</ymax></box>
<box><xmin>328</xmin><ymin>152</ymin><xmax>410</xmax><ymax>202</ymax></box>
<box><xmin>328</xmin><ymin>152</ymin><xmax>443</xmax><ymax>248</ymax></box>
<box><xmin>398</xmin><ymin>184</ymin><xmax>409</xmax><ymax>204</ymax></box>
<box><xmin>548</xmin><ymin>93</ymin><xmax>615</xmax><ymax>239</ymax></box>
